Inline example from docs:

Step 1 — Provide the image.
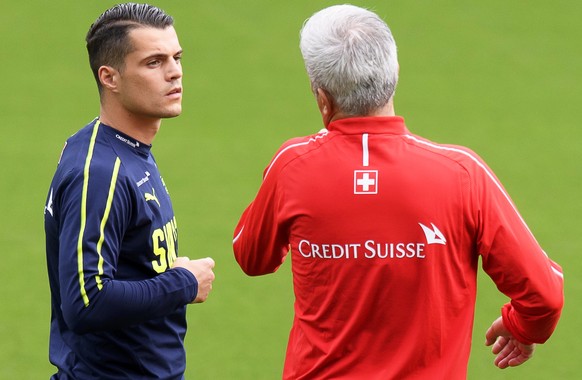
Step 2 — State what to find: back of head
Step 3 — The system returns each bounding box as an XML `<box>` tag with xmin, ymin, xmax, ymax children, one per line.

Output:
<box><xmin>86</xmin><ymin>3</ymin><xmax>174</xmax><ymax>92</ymax></box>
<box><xmin>300</xmin><ymin>5</ymin><xmax>398</xmax><ymax>116</ymax></box>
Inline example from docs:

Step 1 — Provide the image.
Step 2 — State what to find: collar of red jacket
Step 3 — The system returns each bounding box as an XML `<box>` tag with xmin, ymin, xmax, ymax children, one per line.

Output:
<box><xmin>327</xmin><ymin>116</ymin><xmax>408</xmax><ymax>135</ymax></box>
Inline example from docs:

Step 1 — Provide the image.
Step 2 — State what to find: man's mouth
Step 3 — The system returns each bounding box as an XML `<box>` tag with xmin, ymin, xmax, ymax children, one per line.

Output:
<box><xmin>167</xmin><ymin>87</ymin><xmax>182</xmax><ymax>96</ymax></box>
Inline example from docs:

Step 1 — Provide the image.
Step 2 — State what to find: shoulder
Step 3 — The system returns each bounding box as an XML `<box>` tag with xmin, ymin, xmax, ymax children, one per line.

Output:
<box><xmin>401</xmin><ymin>133</ymin><xmax>490</xmax><ymax>174</ymax></box>
<box><xmin>401</xmin><ymin>133</ymin><xmax>509</xmax><ymax>201</ymax></box>
<box><xmin>277</xmin><ymin>129</ymin><xmax>331</xmax><ymax>157</ymax></box>
<box><xmin>55</xmin><ymin>121</ymin><xmax>130</xmax><ymax>188</ymax></box>
<box><xmin>263</xmin><ymin>129</ymin><xmax>331</xmax><ymax>179</ymax></box>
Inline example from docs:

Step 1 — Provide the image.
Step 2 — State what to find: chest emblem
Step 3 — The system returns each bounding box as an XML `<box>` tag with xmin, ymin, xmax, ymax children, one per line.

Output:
<box><xmin>145</xmin><ymin>188</ymin><xmax>161</xmax><ymax>207</ymax></box>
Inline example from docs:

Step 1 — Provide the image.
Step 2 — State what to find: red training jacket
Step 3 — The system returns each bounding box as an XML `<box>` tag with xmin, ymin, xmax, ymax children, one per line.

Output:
<box><xmin>233</xmin><ymin>116</ymin><xmax>563</xmax><ymax>379</ymax></box>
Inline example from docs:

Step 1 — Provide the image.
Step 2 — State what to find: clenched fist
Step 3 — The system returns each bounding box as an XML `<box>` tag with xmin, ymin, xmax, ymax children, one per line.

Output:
<box><xmin>173</xmin><ymin>257</ymin><xmax>216</xmax><ymax>303</ymax></box>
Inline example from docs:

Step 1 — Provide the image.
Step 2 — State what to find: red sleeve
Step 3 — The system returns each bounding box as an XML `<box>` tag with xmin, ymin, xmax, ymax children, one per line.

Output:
<box><xmin>232</xmin><ymin>150</ymin><xmax>291</xmax><ymax>276</ymax></box>
<box><xmin>472</xmin><ymin>154</ymin><xmax>564</xmax><ymax>344</ymax></box>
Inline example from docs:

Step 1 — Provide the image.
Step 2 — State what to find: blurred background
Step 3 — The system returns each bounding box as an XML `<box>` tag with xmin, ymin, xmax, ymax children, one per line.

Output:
<box><xmin>0</xmin><ymin>0</ymin><xmax>580</xmax><ymax>378</ymax></box>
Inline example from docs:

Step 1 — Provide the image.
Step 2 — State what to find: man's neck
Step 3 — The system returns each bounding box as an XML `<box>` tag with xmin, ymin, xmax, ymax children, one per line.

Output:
<box><xmin>328</xmin><ymin>98</ymin><xmax>396</xmax><ymax>125</ymax></box>
<box><xmin>375</xmin><ymin>98</ymin><xmax>396</xmax><ymax>117</ymax></box>
<box><xmin>99</xmin><ymin>105</ymin><xmax>161</xmax><ymax>145</ymax></box>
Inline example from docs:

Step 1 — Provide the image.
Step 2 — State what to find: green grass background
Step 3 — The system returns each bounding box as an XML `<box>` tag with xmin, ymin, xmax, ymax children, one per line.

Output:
<box><xmin>1</xmin><ymin>0</ymin><xmax>580</xmax><ymax>378</ymax></box>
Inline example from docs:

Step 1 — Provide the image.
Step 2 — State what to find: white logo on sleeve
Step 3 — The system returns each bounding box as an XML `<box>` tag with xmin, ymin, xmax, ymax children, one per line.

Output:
<box><xmin>45</xmin><ymin>188</ymin><xmax>54</xmax><ymax>216</ymax></box>
<box><xmin>354</xmin><ymin>170</ymin><xmax>378</xmax><ymax>194</ymax></box>
<box><xmin>419</xmin><ymin>223</ymin><xmax>447</xmax><ymax>245</ymax></box>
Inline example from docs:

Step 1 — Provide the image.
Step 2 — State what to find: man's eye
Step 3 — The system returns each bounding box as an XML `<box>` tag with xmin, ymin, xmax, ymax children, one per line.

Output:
<box><xmin>147</xmin><ymin>60</ymin><xmax>161</xmax><ymax>66</ymax></box>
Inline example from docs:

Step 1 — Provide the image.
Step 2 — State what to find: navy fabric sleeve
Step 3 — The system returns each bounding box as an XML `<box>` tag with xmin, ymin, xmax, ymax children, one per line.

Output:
<box><xmin>67</xmin><ymin>268</ymin><xmax>197</xmax><ymax>333</ymax></box>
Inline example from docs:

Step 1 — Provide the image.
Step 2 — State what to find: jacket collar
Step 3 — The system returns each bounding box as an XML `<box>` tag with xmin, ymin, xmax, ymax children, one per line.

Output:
<box><xmin>327</xmin><ymin>116</ymin><xmax>408</xmax><ymax>135</ymax></box>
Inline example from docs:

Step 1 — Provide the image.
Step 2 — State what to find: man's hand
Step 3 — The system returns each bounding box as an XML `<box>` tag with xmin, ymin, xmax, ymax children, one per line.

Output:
<box><xmin>485</xmin><ymin>316</ymin><xmax>535</xmax><ymax>369</ymax></box>
<box><xmin>172</xmin><ymin>257</ymin><xmax>215</xmax><ymax>303</ymax></box>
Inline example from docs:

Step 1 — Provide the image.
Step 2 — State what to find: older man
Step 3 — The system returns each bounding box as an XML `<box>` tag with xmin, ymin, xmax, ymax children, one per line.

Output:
<box><xmin>233</xmin><ymin>4</ymin><xmax>563</xmax><ymax>379</ymax></box>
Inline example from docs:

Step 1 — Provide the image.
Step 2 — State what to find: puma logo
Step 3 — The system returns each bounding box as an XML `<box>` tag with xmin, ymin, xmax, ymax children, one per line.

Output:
<box><xmin>145</xmin><ymin>188</ymin><xmax>160</xmax><ymax>207</ymax></box>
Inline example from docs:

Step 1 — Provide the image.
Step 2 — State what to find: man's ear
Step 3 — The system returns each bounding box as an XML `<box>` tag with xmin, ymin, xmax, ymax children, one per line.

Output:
<box><xmin>316</xmin><ymin>88</ymin><xmax>335</xmax><ymax>126</ymax></box>
<box><xmin>316</xmin><ymin>88</ymin><xmax>328</xmax><ymax>114</ymax></box>
<box><xmin>98</xmin><ymin>66</ymin><xmax>120</xmax><ymax>92</ymax></box>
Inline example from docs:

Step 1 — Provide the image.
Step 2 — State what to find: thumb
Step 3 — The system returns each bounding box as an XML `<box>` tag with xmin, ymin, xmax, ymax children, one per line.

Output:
<box><xmin>485</xmin><ymin>317</ymin><xmax>505</xmax><ymax>346</ymax></box>
<box><xmin>204</xmin><ymin>257</ymin><xmax>216</xmax><ymax>268</ymax></box>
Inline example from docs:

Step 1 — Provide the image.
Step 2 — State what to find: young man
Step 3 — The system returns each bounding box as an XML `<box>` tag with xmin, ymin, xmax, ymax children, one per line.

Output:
<box><xmin>233</xmin><ymin>5</ymin><xmax>564</xmax><ymax>379</ymax></box>
<box><xmin>44</xmin><ymin>4</ymin><xmax>215</xmax><ymax>379</ymax></box>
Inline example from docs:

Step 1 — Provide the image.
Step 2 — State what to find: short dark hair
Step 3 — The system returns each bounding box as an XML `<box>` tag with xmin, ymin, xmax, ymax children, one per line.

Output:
<box><xmin>86</xmin><ymin>3</ymin><xmax>174</xmax><ymax>92</ymax></box>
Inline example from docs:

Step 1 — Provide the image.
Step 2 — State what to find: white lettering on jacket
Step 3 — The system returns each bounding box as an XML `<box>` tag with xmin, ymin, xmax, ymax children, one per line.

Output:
<box><xmin>298</xmin><ymin>239</ymin><xmax>426</xmax><ymax>260</ymax></box>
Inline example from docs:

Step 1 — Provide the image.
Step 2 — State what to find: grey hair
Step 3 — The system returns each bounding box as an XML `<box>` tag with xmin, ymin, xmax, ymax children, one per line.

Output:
<box><xmin>299</xmin><ymin>5</ymin><xmax>398</xmax><ymax>116</ymax></box>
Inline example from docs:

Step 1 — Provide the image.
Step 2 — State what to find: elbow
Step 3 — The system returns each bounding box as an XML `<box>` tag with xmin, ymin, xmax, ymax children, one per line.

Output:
<box><xmin>240</xmin><ymin>266</ymin><xmax>267</xmax><ymax>277</ymax></box>
<box><xmin>234</xmin><ymin>245</ymin><xmax>256</xmax><ymax>276</ymax></box>
<box><xmin>61</xmin><ymin>292</ymin><xmax>107</xmax><ymax>334</ymax></box>
<box><xmin>235</xmin><ymin>255</ymin><xmax>262</xmax><ymax>277</ymax></box>
<box><xmin>234</xmin><ymin>250</ymin><xmax>274</xmax><ymax>277</ymax></box>
<box><xmin>68</xmin><ymin>319</ymin><xmax>92</xmax><ymax>335</ymax></box>
<box><xmin>62</xmin><ymin>304</ymin><xmax>94</xmax><ymax>334</ymax></box>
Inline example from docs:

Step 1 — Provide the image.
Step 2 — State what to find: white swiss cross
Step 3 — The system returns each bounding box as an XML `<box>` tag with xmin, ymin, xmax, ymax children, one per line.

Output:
<box><xmin>354</xmin><ymin>170</ymin><xmax>378</xmax><ymax>194</ymax></box>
